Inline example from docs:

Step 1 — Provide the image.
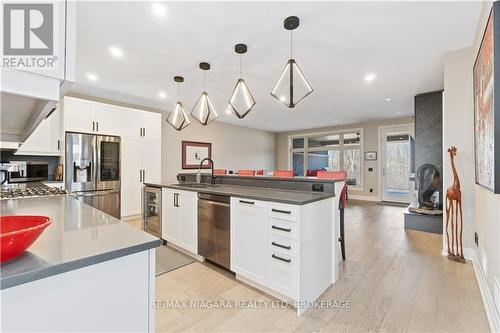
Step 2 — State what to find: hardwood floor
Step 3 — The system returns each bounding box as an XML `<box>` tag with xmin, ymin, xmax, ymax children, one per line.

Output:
<box><xmin>152</xmin><ymin>200</ymin><xmax>490</xmax><ymax>333</ymax></box>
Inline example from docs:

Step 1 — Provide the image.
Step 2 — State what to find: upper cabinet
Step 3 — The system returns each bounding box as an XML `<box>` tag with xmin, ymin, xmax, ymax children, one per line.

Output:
<box><xmin>121</xmin><ymin>109</ymin><xmax>161</xmax><ymax>140</ymax></box>
<box><xmin>64</xmin><ymin>98</ymin><xmax>121</xmax><ymax>136</ymax></box>
<box><xmin>15</xmin><ymin>106</ymin><xmax>62</xmax><ymax>156</ymax></box>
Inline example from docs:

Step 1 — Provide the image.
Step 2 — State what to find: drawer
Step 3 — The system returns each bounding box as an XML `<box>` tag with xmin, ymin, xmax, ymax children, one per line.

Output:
<box><xmin>268</xmin><ymin>202</ymin><xmax>298</xmax><ymax>222</ymax></box>
<box><xmin>268</xmin><ymin>251</ymin><xmax>298</xmax><ymax>299</ymax></box>
<box><xmin>269</xmin><ymin>234</ymin><xmax>298</xmax><ymax>258</ymax></box>
<box><xmin>269</xmin><ymin>218</ymin><xmax>298</xmax><ymax>240</ymax></box>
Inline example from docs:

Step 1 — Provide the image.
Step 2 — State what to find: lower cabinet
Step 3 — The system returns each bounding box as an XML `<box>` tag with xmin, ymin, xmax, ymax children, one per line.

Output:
<box><xmin>230</xmin><ymin>198</ymin><xmax>268</xmax><ymax>286</ymax></box>
<box><xmin>230</xmin><ymin>197</ymin><xmax>300</xmax><ymax>301</ymax></box>
<box><xmin>161</xmin><ymin>189</ymin><xmax>198</xmax><ymax>254</ymax></box>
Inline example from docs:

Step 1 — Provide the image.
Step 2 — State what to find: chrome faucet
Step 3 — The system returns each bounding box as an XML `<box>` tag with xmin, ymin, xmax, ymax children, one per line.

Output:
<box><xmin>198</xmin><ymin>158</ymin><xmax>216</xmax><ymax>185</ymax></box>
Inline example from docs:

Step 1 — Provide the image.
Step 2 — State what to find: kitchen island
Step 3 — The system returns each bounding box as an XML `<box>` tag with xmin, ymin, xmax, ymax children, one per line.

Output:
<box><xmin>145</xmin><ymin>177</ymin><xmax>344</xmax><ymax>315</ymax></box>
<box><xmin>1</xmin><ymin>195</ymin><xmax>161</xmax><ymax>332</ymax></box>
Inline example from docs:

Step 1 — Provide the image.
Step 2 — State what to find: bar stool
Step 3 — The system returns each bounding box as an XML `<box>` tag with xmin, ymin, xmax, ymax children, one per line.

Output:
<box><xmin>272</xmin><ymin>170</ymin><xmax>294</xmax><ymax>177</ymax></box>
<box><xmin>238</xmin><ymin>170</ymin><xmax>255</xmax><ymax>176</ymax></box>
<box><xmin>317</xmin><ymin>171</ymin><xmax>348</xmax><ymax>261</ymax></box>
<box><xmin>213</xmin><ymin>169</ymin><xmax>227</xmax><ymax>175</ymax></box>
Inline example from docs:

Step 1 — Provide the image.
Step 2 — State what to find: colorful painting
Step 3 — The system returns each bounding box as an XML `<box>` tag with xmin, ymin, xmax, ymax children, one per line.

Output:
<box><xmin>474</xmin><ymin>5</ymin><xmax>499</xmax><ymax>193</ymax></box>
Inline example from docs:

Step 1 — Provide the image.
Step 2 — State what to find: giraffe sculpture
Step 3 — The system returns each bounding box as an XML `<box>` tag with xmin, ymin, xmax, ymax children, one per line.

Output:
<box><xmin>445</xmin><ymin>146</ymin><xmax>465</xmax><ymax>263</ymax></box>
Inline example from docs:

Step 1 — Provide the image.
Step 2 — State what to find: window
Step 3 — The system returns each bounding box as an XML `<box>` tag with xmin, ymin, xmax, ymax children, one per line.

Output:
<box><xmin>289</xmin><ymin>130</ymin><xmax>362</xmax><ymax>187</ymax></box>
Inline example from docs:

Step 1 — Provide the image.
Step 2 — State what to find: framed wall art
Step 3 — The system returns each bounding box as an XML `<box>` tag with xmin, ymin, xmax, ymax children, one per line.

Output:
<box><xmin>474</xmin><ymin>2</ymin><xmax>500</xmax><ymax>194</ymax></box>
<box><xmin>182</xmin><ymin>141</ymin><xmax>212</xmax><ymax>169</ymax></box>
<box><xmin>364</xmin><ymin>151</ymin><xmax>377</xmax><ymax>161</ymax></box>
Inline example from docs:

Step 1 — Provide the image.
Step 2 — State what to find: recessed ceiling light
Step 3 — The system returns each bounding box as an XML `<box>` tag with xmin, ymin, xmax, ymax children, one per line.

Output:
<box><xmin>397</xmin><ymin>111</ymin><xmax>402</xmax><ymax>115</ymax></box>
<box><xmin>158</xmin><ymin>91</ymin><xmax>167</xmax><ymax>99</ymax></box>
<box><xmin>364</xmin><ymin>73</ymin><xmax>377</xmax><ymax>83</ymax></box>
<box><xmin>151</xmin><ymin>3</ymin><xmax>167</xmax><ymax>18</ymax></box>
<box><xmin>108</xmin><ymin>46</ymin><xmax>124</xmax><ymax>58</ymax></box>
<box><xmin>385</xmin><ymin>98</ymin><xmax>392</xmax><ymax>101</ymax></box>
<box><xmin>226</xmin><ymin>108</ymin><xmax>232</xmax><ymax>115</ymax></box>
<box><xmin>86</xmin><ymin>72</ymin><xmax>98</xmax><ymax>81</ymax></box>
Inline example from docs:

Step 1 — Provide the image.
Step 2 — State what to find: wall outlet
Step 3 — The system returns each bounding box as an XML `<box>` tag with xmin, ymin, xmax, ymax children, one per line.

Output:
<box><xmin>369</xmin><ymin>188</ymin><xmax>373</xmax><ymax>193</ymax></box>
<box><xmin>481</xmin><ymin>247</ymin><xmax>488</xmax><ymax>278</ymax></box>
<box><xmin>475</xmin><ymin>232</ymin><xmax>479</xmax><ymax>247</ymax></box>
<box><xmin>368</xmin><ymin>167</ymin><xmax>373</xmax><ymax>172</ymax></box>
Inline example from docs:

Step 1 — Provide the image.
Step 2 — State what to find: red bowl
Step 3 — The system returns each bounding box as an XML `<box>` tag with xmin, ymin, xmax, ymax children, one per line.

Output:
<box><xmin>0</xmin><ymin>216</ymin><xmax>52</xmax><ymax>263</ymax></box>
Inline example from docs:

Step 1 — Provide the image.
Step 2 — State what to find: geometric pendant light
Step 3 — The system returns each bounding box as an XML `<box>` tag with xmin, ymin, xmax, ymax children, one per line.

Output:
<box><xmin>271</xmin><ymin>16</ymin><xmax>313</xmax><ymax>108</ymax></box>
<box><xmin>229</xmin><ymin>43</ymin><xmax>256</xmax><ymax>119</ymax></box>
<box><xmin>166</xmin><ymin>76</ymin><xmax>191</xmax><ymax>131</ymax></box>
<box><xmin>191</xmin><ymin>62</ymin><xmax>218</xmax><ymax>125</ymax></box>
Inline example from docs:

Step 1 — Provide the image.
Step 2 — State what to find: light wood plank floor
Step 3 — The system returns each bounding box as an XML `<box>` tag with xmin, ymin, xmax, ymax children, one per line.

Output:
<box><xmin>145</xmin><ymin>200</ymin><xmax>490</xmax><ymax>333</ymax></box>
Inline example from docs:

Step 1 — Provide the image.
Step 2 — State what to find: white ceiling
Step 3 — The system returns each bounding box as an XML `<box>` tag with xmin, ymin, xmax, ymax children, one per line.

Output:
<box><xmin>71</xmin><ymin>1</ymin><xmax>482</xmax><ymax>132</ymax></box>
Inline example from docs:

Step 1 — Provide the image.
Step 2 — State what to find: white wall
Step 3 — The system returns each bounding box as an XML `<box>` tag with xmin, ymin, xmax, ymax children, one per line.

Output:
<box><xmin>442</xmin><ymin>47</ymin><xmax>475</xmax><ymax>250</ymax></box>
<box><xmin>161</xmin><ymin>115</ymin><xmax>275</xmax><ymax>182</ymax></box>
<box><xmin>472</xmin><ymin>2</ymin><xmax>500</xmax><ymax>330</ymax></box>
<box><xmin>444</xmin><ymin>2</ymin><xmax>500</xmax><ymax>330</ymax></box>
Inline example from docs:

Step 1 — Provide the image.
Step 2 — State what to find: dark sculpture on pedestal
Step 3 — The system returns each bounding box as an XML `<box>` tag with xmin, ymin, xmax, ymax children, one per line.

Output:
<box><xmin>409</xmin><ymin>164</ymin><xmax>443</xmax><ymax>215</ymax></box>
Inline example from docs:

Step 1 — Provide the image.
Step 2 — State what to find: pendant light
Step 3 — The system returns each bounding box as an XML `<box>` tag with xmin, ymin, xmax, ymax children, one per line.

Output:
<box><xmin>191</xmin><ymin>62</ymin><xmax>218</xmax><ymax>125</ymax></box>
<box><xmin>166</xmin><ymin>76</ymin><xmax>191</xmax><ymax>131</ymax></box>
<box><xmin>228</xmin><ymin>43</ymin><xmax>256</xmax><ymax>119</ymax></box>
<box><xmin>271</xmin><ymin>16</ymin><xmax>313</xmax><ymax>108</ymax></box>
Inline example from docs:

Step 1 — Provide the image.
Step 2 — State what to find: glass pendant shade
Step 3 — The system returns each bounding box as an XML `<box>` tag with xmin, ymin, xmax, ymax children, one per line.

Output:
<box><xmin>191</xmin><ymin>91</ymin><xmax>218</xmax><ymax>125</ymax></box>
<box><xmin>229</xmin><ymin>78</ymin><xmax>256</xmax><ymax>119</ymax></box>
<box><xmin>271</xmin><ymin>58</ymin><xmax>313</xmax><ymax>108</ymax></box>
<box><xmin>166</xmin><ymin>101</ymin><xmax>190</xmax><ymax>131</ymax></box>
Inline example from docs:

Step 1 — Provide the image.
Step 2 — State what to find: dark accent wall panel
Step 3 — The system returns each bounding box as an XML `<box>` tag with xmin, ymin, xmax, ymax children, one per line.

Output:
<box><xmin>414</xmin><ymin>90</ymin><xmax>443</xmax><ymax>200</ymax></box>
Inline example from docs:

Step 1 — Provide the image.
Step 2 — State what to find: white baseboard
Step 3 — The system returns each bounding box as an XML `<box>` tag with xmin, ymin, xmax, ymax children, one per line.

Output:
<box><xmin>121</xmin><ymin>214</ymin><xmax>141</xmax><ymax>221</ymax></box>
<box><xmin>472</xmin><ymin>250</ymin><xmax>500</xmax><ymax>332</ymax></box>
<box><xmin>348</xmin><ymin>194</ymin><xmax>379</xmax><ymax>202</ymax></box>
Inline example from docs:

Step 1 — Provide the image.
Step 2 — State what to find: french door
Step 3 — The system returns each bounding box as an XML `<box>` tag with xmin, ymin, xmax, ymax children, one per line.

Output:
<box><xmin>380</xmin><ymin>125</ymin><xmax>415</xmax><ymax>203</ymax></box>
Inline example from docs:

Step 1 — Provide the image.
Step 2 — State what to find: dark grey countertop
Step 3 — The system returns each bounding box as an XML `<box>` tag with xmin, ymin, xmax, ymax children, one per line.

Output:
<box><xmin>0</xmin><ymin>195</ymin><xmax>161</xmax><ymax>290</ymax></box>
<box><xmin>144</xmin><ymin>182</ymin><xmax>335</xmax><ymax>205</ymax></box>
<box><xmin>178</xmin><ymin>173</ymin><xmax>346</xmax><ymax>183</ymax></box>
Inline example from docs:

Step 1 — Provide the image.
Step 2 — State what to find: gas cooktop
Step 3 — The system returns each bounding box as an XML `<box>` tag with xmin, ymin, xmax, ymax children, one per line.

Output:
<box><xmin>1</xmin><ymin>185</ymin><xmax>68</xmax><ymax>200</ymax></box>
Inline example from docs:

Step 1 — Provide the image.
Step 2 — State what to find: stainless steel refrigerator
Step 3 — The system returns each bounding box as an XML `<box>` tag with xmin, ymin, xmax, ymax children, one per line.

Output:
<box><xmin>65</xmin><ymin>132</ymin><xmax>121</xmax><ymax>219</ymax></box>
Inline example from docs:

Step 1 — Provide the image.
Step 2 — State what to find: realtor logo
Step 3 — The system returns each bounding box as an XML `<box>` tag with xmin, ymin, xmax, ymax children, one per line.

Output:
<box><xmin>3</xmin><ymin>3</ymin><xmax>53</xmax><ymax>55</ymax></box>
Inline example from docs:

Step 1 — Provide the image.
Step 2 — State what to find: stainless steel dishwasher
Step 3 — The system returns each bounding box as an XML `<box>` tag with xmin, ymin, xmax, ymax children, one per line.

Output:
<box><xmin>198</xmin><ymin>193</ymin><xmax>230</xmax><ymax>270</ymax></box>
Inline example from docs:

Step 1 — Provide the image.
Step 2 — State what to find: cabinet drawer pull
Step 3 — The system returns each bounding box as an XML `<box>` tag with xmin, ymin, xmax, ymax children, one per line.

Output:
<box><xmin>92</xmin><ymin>121</ymin><xmax>95</xmax><ymax>131</ymax></box>
<box><xmin>239</xmin><ymin>200</ymin><xmax>255</xmax><ymax>205</ymax></box>
<box><xmin>271</xmin><ymin>225</ymin><xmax>291</xmax><ymax>232</ymax></box>
<box><xmin>271</xmin><ymin>208</ymin><xmax>291</xmax><ymax>214</ymax></box>
<box><xmin>271</xmin><ymin>242</ymin><xmax>291</xmax><ymax>250</ymax></box>
<box><xmin>96</xmin><ymin>121</ymin><xmax>99</xmax><ymax>132</ymax></box>
<box><xmin>143</xmin><ymin>127</ymin><xmax>146</xmax><ymax>137</ymax></box>
<box><xmin>272</xmin><ymin>254</ymin><xmax>291</xmax><ymax>263</ymax></box>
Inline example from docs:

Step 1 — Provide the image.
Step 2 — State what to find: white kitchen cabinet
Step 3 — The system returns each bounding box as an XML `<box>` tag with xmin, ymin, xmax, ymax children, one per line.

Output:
<box><xmin>16</xmin><ymin>107</ymin><xmax>62</xmax><ymax>156</ymax></box>
<box><xmin>95</xmin><ymin>104</ymin><xmax>121</xmax><ymax>136</ymax></box>
<box><xmin>162</xmin><ymin>189</ymin><xmax>179</xmax><ymax>243</ymax></box>
<box><xmin>161</xmin><ymin>189</ymin><xmax>198</xmax><ymax>254</ymax></box>
<box><xmin>64</xmin><ymin>99</ymin><xmax>95</xmax><ymax>134</ymax></box>
<box><xmin>121</xmin><ymin>109</ymin><xmax>161</xmax><ymax>140</ymax></box>
<box><xmin>230</xmin><ymin>198</ymin><xmax>268</xmax><ymax>286</ymax></box>
<box><xmin>121</xmin><ymin>138</ymin><xmax>142</xmax><ymax>218</ymax></box>
<box><xmin>177</xmin><ymin>192</ymin><xmax>198</xmax><ymax>254</ymax></box>
<box><xmin>230</xmin><ymin>196</ymin><xmax>336</xmax><ymax>315</ymax></box>
<box><xmin>121</xmin><ymin>139</ymin><xmax>161</xmax><ymax>218</ymax></box>
<box><xmin>142</xmin><ymin>140</ymin><xmax>161</xmax><ymax>183</ymax></box>
<box><xmin>64</xmin><ymin>98</ymin><xmax>122</xmax><ymax>136</ymax></box>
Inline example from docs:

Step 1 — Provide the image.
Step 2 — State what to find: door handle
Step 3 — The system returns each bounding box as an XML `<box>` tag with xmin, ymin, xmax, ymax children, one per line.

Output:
<box><xmin>271</xmin><ymin>208</ymin><xmax>291</xmax><ymax>214</ymax></box>
<box><xmin>143</xmin><ymin>127</ymin><xmax>146</xmax><ymax>137</ymax></box>
<box><xmin>239</xmin><ymin>200</ymin><xmax>255</xmax><ymax>205</ymax></box>
<box><xmin>57</xmin><ymin>140</ymin><xmax>60</xmax><ymax>150</ymax></box>
<box><xmin>271</xmin><ymin>242</ymin><xmax>291</xmax><ymax>250</ymax></box>
<box><xmin>96</xmin><ymin>121</ymin><xmax>99</xmax><ymax>132</ymax></box>
<box><xmin>143</xmin><ymin>169</ymin><xmax>145</xmax><ymax>182</ymax></box>
<box><xmin>271</xmin><ymin>254</ymin><xmax>291</xmax><ymax>263</ymax></box>
<box><xmin>92</xmin><ymin>121</ymin><xmax>95</xmax><ymax>131</ymax></box>
<box><xmin>271</xmin><ymin>225</ymin><xmax>291</xmax><ymax>232</ymax></box>
<box><xmin>139</xmin><ymin>170</ymin><xmax>142</xmax><ymax>182</ymax></box>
